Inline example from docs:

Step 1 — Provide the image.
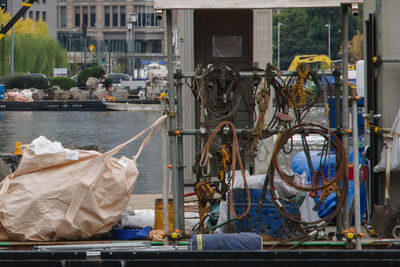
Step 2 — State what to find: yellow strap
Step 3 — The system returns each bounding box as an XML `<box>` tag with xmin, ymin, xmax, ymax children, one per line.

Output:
<box><xmin>197</xmin><ymin>234</ymin><xmax>202</xmax><ymax>251</ymax></box>
<box><xmin>0</xmin><ymin>34</ymin><xmax>4</xmax><ymax>40</ymax></box>
<box><xmin>22</xmin><ymin>2</ymin><xmax>32</xmax><ymax>7</ymax></box>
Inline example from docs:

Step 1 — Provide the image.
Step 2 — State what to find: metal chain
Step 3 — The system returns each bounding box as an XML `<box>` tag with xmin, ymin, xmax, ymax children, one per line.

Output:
<box><xmin>226</xmin><ymin>169</ymin><xmax>232</xmax><ymax>232</ymax></box>
<box><xmin>322</xmin><ymin>71</ymin><xmax>330</xmax><ymax>116</ymax></box>
<box><xmin>282</xmin><ymin>63</ymin><xmax>311</xmax><ymax>109</ymax></box>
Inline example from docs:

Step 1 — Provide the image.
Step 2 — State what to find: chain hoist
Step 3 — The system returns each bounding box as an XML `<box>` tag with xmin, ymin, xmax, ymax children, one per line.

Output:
<box><xmin>216</xmin><ymin>144</ymin><xmax>231</xmax><ymax>199</ymax></box>
<box><xmin>194</xmin><ymin>181</ymin><xmax>214</xmax><ymax>233</ymax></box>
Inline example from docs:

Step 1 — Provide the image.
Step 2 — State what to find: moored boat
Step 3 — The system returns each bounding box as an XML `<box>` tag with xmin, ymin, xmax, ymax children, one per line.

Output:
<box><xmin>103</xmin><ymin>101</ymin><xmax>160</xmax><ymax>111</ymax></box>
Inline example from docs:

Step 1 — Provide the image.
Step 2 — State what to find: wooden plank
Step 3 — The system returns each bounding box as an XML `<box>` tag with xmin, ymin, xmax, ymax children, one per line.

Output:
<box><xmin>154</xmin><ymin>0</ymin><xmax>363</xmax><ymax>10</ymax></box>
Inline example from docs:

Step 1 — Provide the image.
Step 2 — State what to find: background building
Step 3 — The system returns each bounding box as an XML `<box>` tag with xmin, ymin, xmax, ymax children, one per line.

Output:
<box><xmin>56</xmin><ymin>0</ymin><xmax>167</xmax><ymax>75</ymax></box>
<box><xmin>7</xmin><ymin>0</ymin><xmax>57</xmax><ymax>38</ymax></box>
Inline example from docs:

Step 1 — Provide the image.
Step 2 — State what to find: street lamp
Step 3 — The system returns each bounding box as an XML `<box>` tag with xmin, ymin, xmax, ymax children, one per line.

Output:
<box><xmin>130</xmin><ymin>12</ymin><xmax>137</xmax><ymax>78</ymax></box>
<box><xmin>278</xmin><ymin>22</ymin><xmax>282</xmax><ymax>69</ymax></box>
<box><xmin>325</xmin><ymin>23</ymin><xmax>331</xmax><ymax>59</ymax></box>
<box><xmin>127</xmin><ymin>21</ymin><xmax>133</xmax><ymax>74</ymax></box>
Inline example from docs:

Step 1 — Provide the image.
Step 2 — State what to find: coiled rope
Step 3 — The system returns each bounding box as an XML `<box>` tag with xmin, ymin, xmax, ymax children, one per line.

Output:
<box><xmin>270</xmin><ymin>123</ymin><xmax>348</xmax><ymax>226</ymax></box>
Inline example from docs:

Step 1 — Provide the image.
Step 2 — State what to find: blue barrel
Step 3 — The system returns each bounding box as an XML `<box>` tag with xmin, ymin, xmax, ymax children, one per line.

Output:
<box><xmin>0</xmin><ymin>84</ymin><xmax>4</xmax><ymax>100</ymax></box>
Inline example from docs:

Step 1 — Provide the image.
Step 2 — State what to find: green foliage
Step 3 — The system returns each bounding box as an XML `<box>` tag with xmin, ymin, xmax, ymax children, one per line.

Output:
<box><xmin>76</xmin><ymin>66</ymin><xmax>105</xmax><ymax>86</ymax></box>
<box><xmin>77</xmin><ymin>67</ymin><xmax>93</xmax><ymax>86</ymax></box>
<box><xmin>70</xmin><ymin>63</ymin><xmax>81</xmax><ymax>76</ymax></box>
<box><xmin>91</xmin><ymin>66</ymin><xmax>106</xmax><ymax>79</ymax></box>
<box><xmin>0</xmin><ymin>33</ymin><xmax>68</xmax><ymax>77</ymax></box>
<box><xmin>273</xmin><ymin>6</ymin><xmax>364</xmax><ymax>70</ymax></box>
<box><xmin>50</xmin><ymin>76</ymin><xmax>76</xmax><ymax>90</ymax></box>
<box><xmin>1</xmin><ymin>75</ymin><xmax>49</xmax><ymax>89</ymax></box>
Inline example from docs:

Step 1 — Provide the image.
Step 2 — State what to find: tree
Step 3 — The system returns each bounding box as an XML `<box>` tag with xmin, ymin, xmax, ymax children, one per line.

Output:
<box><xmin>0</xmin><ymin>9</ymin><xmax>68</xmax><ymax>76</ymax></box>
<box><xmin>349</xmin><ymin>33</ymin><xmax>364</xmax><ymax>64</ymax></box>
<box><xmin>273</xmin><ymin>6</ymin><xmax>364</xmax><ymax>70</ymax></box>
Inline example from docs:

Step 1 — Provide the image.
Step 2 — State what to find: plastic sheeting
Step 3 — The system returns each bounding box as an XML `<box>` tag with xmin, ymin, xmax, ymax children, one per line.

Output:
<box><xmin>292</xmin><ymin>151</ymin><xmax>366</xmax><ymax>222</ymax></box>
<box><xmin>215</xmin><ymin>169</ymin><xmax>319</xmax><ymax>233</ymax></box>
<box><xmin>375</xmin><ymin>108</ymin><xmax>400</xmax><ymax>172</ymax></box>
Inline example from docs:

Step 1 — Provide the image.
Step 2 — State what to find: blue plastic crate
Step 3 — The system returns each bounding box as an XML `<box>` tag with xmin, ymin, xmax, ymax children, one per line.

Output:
<box><xmin>232</xmin><ymin>188</ymin><xmax>299</xmax><ymax>238</ymax></box>
<box><xmin>0</xmin><ymin>84</ymin><xmax>4</xmax><ymax>100</ymax></box>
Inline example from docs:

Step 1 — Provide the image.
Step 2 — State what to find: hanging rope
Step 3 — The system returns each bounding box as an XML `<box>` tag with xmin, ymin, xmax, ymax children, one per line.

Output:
<box><xmin>251</xmin><ymin>70</ymin><xmax>271</xmax><ymax>154</ymax></box>
<box><xmin>200</xmin><ymin>121</ymin><xmax>251</xmax><ymax>220</ymax></box>
<box><xmin>193</xmin><ymin>63</ymin><xmax>255</xmax><ymax>124</ymax></box>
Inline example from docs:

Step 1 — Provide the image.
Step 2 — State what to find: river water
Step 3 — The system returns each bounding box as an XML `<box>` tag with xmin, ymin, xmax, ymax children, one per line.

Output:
<box><xmin>0</xmin><ymin>107</ymin><xmax>330</xmax><ymax>194</ymax></box>
<box><xmin>0</xmin><ymin>111</ymin><xmax>163</xmax><ymax>194</ymax></box>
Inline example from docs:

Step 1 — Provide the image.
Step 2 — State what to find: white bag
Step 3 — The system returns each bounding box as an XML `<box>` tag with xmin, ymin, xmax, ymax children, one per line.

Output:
<box><xmin>374</xmin><ymin>108</ymin><xmax>400</xmax><ymax>172</ymax></box>
<box><xmin>0</xmin><ymin>115</ymin><xmax>167</xmax><ymax>241</ymax></box>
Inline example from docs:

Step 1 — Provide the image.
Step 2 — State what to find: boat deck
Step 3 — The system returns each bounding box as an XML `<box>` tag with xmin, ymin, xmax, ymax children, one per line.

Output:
<box><xmin>0</xmin><ymin>100</ymin><xmax>161</xmax><ymax>111</ymax></box>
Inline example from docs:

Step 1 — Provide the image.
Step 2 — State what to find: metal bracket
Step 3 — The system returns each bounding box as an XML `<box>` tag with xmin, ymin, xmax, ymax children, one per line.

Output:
<box><xmin>168</xmin><ymin>111</ymin><xmax>176</xmax><ymax>117</ymax></box>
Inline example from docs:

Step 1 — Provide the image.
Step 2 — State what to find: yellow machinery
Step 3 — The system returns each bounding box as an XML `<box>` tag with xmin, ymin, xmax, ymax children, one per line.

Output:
<box><xmin>288</xmin><ymin>54</ymin><xmax>332</xmax><ymax>71</ymax></box>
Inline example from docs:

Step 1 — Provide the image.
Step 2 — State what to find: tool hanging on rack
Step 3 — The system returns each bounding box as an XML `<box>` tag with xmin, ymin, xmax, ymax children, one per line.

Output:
<box><xmin>190</xmin><ymin>63</ymin><xmax>258</xmax><ymax>232</ymax></box>
<box><xmin>200</xmin><ymin>121</ymin><xmax>251</xmax><ymax>221</ymax></box>
<box><xmin>216</xmin><ymin>144</ymin><xmax>232</xmax><ymax>199</ymax></box>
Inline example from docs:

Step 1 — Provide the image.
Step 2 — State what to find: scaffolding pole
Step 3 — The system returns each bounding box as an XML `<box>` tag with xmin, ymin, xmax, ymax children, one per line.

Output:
<box><xmin>166</xmin><ymin>10</ymin><xmax>184</xmax><ymax>232</ymax></box>
<box><xmin>341</xmin><ymin>4</ymin><xmax>350</xmax><ymax>230</ymax></box>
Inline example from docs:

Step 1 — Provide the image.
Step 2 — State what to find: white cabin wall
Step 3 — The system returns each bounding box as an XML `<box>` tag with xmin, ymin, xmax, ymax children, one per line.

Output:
<box><xmin>253</xmin><ymin>9</ymin><xmax>274</xmax><ymax>174</ymax></box>
<box><xmin>177</xmin><ymin>10</ymin><xmax>196</xmax><ymax>183</ymax></box>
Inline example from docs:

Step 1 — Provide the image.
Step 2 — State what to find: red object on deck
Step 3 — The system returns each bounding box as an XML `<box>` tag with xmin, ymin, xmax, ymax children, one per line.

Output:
<box><xmin>348</xmin><ymin>165</ymin><xmax>368</xmax><ymax>181</ymax></box>
<box><xmin>184</xmin><ymin>192</ymin><xmax>196</xmax><ymax>197</ymax></box>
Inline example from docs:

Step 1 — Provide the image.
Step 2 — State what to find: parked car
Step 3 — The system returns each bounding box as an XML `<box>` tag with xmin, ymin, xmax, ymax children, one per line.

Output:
<box><xmin>107</xmin><ymin>73</ymin><xmax>131</xmax><ymax>89</ymax></box>
<box><xmin>25</xmin><ymin>73</ymin><xmax>50</xmax><ymax>86</ymax></box>
<box><xmin>70</xmin><ymin>75</ymin><xmax>78</xmax><ymax>83</ymax></box>
<box><xmin>25</xmin><ymin>73</ymin><xmax>47</xmax><ymax>79</ymax></box>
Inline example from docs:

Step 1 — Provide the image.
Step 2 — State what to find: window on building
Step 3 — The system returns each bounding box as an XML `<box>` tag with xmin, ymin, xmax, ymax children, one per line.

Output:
<box><xmin>135</xmin><ymin>40</ymin><xmax>147</xmax><ymax>53</ymax></box>
<box><xmin>36</xmin><ymin>11</ymin><xmax>40</xmax><ymax>21</ymax></box>
<box><xmin>151</xmin><ymin>40</ymin><xmax>161</xmax><ymax>53</ymax></box>
<box><xmin>112</xmin><ymin>6</ymin><xmax>118</xmax><ymax>27</ymax></box>
<box><xmin>58</xmin><ymin>32</ymin><xmax>84</xmax><ymax>52</ymax></box>
<box><xmin>90</xmin><ymin>7</ymin><xmax>96</xmax><ymax>27</ymax></box>
<box><xmin>75</xmin><ymin>7</ymin><xmax>80</xmax><ymax>27</ymax></box>
<box><xmin>42</xmin><ymin>11</ymin><xmax>46</xmax><ymax>22</ymax></box>
<box><xmin>82</xmin><ymin>6</ymin><xmax>88</xmax><ymax>27</ymax></box>
<box><xmin>104</xmin><ymin>6</ymin><xmax>110</xmax><ymax>27</ymax></box>
<box><xmin>60</xmin><ymin>7</ymin><xmax>66</xmax><ymax>27</ymax></box>
<box><xmin>29</xmin><ymin>11</ymin><xmax>33</xmax><ymax>19</ymax></box>
<box><xmin>135</xmin><ymin>5</ymin><xmax>162</xmax><ymax>27</ymax></box>
<box><xmin>120</xmin><ymin>6</ymin><xmax>126</xmax><ymax>27</ymax></box>
<box><xmin>104</xmin><ymin>40</ymin><xmax>126</xmax><ymax>53</ymax></box>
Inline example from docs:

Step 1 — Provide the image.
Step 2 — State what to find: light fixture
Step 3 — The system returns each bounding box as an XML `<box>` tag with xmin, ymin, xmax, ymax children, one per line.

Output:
<box><xmin>127</xmin><ymin>21</ymin><xmax>133</xmax><ymax>30</ymax></box>
<box><xmin>325</xmin><ymin>23</ymin><xmax>331</xmax><ymax>59</ymax></box>
<box><xmin>130</xmin><ymin>12</ymin><xmax>137</xmax><ymax>24</ymax></box>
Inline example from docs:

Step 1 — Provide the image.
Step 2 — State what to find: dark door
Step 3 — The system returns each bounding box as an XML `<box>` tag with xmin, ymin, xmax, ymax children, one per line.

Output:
<box><xmin>195</xmin><ymin>10</ymin><xmax>253</xmax><ymax>69</ymax></box>
<box><xmin>193</xmin><ymin>10</ymin><xmax>255</xmax><ymax>174</ymax></box>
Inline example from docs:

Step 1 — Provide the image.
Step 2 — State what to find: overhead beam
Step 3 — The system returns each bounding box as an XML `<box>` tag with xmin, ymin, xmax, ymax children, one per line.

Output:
<box><xmin>154</xmin><ymin>0</ymin><xmax>363</xmax><ymax>10</ymax></box>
